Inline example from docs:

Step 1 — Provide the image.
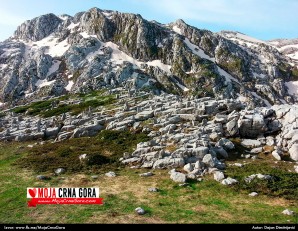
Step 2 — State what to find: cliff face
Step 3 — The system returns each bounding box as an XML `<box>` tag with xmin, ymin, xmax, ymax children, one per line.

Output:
<box><xmin>0</xmin><ymin>7</ymin><xmax>297</xmax><ymax>106</ymax></box>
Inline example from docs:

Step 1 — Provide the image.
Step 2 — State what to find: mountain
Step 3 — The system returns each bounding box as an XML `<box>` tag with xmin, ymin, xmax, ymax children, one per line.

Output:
<box><xmin>1</xmin><ymin>8</ymin><xmax>298</xmax><ymax>210</ymax></box>
<box><xmin>268</xmin><ymin>38</ymin><xmax>298</xmax><ymax>63</ymax></box>
<box><xmin>0</xmin><ymin>7</ymin><xmax>297</xmax><ymax>108</ymax></box>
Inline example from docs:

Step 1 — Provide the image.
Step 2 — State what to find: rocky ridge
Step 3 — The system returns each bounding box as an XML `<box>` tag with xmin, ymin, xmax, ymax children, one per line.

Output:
<box><xmin>0</xmin><ymin>88</ymin><xmax>297</xmax><ymax>182</ymax></box>
<box><xmin>0</xmin><ymin>7</ymin><xmax>298</xmax><ymax>108</ymax></box>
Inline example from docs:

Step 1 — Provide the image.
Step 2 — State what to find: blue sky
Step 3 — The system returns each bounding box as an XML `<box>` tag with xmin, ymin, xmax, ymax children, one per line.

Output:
<box><xmin>0</xmin><ymin>0</ymin><xmax>297</xmax><ymax>41</ymax></box>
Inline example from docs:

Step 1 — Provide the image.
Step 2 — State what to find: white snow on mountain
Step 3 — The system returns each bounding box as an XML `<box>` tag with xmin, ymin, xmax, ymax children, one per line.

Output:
<box><xmin>23</xmin><ymin>36</ymin><xmax>70</xmax><ymax>57</ymax></box>
<box><xmin>183</xmin><ymin>38</ymin><xmax>240</xmax><ymax>84</ymax></box>
<box><xmin>236</xmin><ymin>94</ymin><xmax>249</xmax><ymax>104</ymax></box>
<box><xmin>79</xmin><ymin>32</ymin><xmax>97</xmax><ymax>39</ymax></box>
<box><xmin>67</xmin><ymin>22</ymin><xmax>80</xmax><ymax>31</ymax></box>
<box><xmin>219</xmin><ymin>31</ymin><xmax>265</xmax><ymax>48</ymax></box>
<box><xmin>105</xmin><ymin>41</ymin><xmax>141</xmax><ymax>67</ymax></box>
<box><xmin>103</xmin><ymin>41</ymin><xmax>172</xmax><ymax>73</ymax></box>
<box><xmin>65</xmin><ymin>81</ymin><xmax>74</xmax><ymax>91</ymax></box>
<box><xmin>172</xmin><ymin>26</ymin><xmax>182</xmax><ymax>35</ymax></box>
<box><xmin>146</xmin><ymin>60</ymin><xmax>172</xmax><ymax>74</ymax></box>
<box><xmin>35</xmin><ymin>79</ymin><xmax>56</xmax><ymax>88</ymax></box>
<box><xmin>59</xmin><ymin>15</ymin><xmax>70</xmax><ymax>21</ymax></box>
<box><xmin>220</xmin><ymin>31</ymin><xmax>298</xmax><ymax>68</ymax></box>
<box><xmin>176</xmin><ymin>82</ymin><xmax>189</xmax><ymax>92</ymax></box>
<box><xmin>217</xmin><ymin>66</ymin><xmax>240</xmax><ymax>84</ymax></box>
<box><xmin>184</xmin><ymin>38</ymin><xmax>215</xmax><ymax>62</ymax></box>
<box><xmin>102</xmin><ymin>11</ymin><xmax>113</xmax><ymax>19</ymax></box>
<box><xmin>231</xmin><ymin>32</ymin><xmax>264</xmax><ymax>44</ymax></box>
<box><xmin>268</xmin><ymin>39</ymin><xmax>298</xmax><ymax>62</ymax></box>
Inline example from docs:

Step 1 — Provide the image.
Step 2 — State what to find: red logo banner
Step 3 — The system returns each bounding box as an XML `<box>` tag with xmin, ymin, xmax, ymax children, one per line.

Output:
<box><xmin>28</xmin><ymin>198</ymin><xmax>103</xmax><ymax>207</ymax></box>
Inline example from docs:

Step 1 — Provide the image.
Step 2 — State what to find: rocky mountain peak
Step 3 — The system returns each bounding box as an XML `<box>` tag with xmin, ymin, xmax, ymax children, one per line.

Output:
<box><xmin>13</xmin><ymin>13</ymin><xmax>62</xmax><ymax>42</ymax></box>
<box><xmin>0</xmin><ymin>7</ymin><xmax>297</xmax><ymax>108</ymax></box>
<box><xmin>173</xmin><ymin>19</ymin><xmax>187</xmax><ymax>28</ymax></box>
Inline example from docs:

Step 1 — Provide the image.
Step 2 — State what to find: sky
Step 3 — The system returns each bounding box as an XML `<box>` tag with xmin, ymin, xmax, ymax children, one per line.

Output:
<box><xmin>0</xmin><ymin>0</ymin><xmax>297</xmax><ymax>42</ymax></box>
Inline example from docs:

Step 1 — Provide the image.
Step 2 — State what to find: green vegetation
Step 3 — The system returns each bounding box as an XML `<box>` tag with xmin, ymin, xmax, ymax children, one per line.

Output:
<box><xmin>12</xmin><ymin>100</ymin><xmax>54</xmax><ymax>115</ymax></box>
<box><xmin>11</xmin><ymin>90</ymin><xmax>116</xmax><ymax>118</ymax></box>
<box><xmin>0</xmin><ymin>139</ymin><xmax>297</xmax><ymax>223</ymax></box>
<box><xmin>278</xmin><ymin>63</ymin><xmax>291</xmax><ymax>79</ymax></box>
<box><xmin>216</xmin><ymin>48</ymin><xmax>244</xmax><ymax>78</ymax></box>
<box><xmin>291</xmin><ymin>67</ymin><xmax>298</xmax><ymax>81</ymax></box>
<box><xmin>201</xmin><ymin>37</ymin><xmax>214</xmax><ymax>55</ymax></box>
<box><xmin>226</xmin><ymin>162</ymin><xmax>298</xmax><ymax>200</ymax></box>
<box><xmin>42</xmin><ymin>96</ymin><xmax>115</xmax><ymax>118</ymax></box>
<box><xmin>17</xmin><ymin>130</ymin><xmax>149</xmax><ymax>173</ymax></box>
<box><xmin>1</xmin><ymin>130</ymin><xmax>297</xmax><ymax>224</ymax></box>
<box><xmin>146</xmin><ymin>46</ymin><xmax>160</xmax><ymax>57</ymax></box>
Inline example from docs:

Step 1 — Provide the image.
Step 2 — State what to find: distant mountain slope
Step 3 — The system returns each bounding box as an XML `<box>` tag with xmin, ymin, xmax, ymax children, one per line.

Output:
<box><xmin>0</xmin><ymin>7</ymin><xmax>297</xmax><ymax>107</ymax></box>
<box><xmin>268</xmin><ymin>38</ymin><xmax>298</xmax><ymax>63</ymax></box>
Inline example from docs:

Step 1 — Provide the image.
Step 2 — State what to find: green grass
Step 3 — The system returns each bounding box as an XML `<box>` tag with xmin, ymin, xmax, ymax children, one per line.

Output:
<box><xmin>0</xmin><ymin>139</ymin><xmax>297</xmax><ymax>224</ymax></box>
<box><xmin>12</xmin><ymin>100</ymin><xmax>55</xmax><ymax>115</ymax></box>
<box><xmin>226</xmin><ymin>138</ymin><xmax>298</xmax><ymax>200</ymax></box>
<box><xmin>226</xmin><ymin>161</ymin><xmax>298</xmax><ymax>200</ymax></box>
<box><xmin>41</xmin><ymin>96</ymin><xmax>115</xmax><ymax>118</ymax></box>
<box><xmin>17</xmin><ymin>130</ymin><xmax>150</xmax><ymax>174</ymax></box>
<box><xmin>11</xmin><ymin>90</ymin><xmax>116</xmax><ymax>118</ymax></box>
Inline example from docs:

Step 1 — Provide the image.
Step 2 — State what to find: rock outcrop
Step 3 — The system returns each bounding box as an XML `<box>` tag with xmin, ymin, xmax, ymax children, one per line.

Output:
<box><xmin>0</xmin><ymin>7</ymin><xmax>297</xmax><ymax>106</ymax></box>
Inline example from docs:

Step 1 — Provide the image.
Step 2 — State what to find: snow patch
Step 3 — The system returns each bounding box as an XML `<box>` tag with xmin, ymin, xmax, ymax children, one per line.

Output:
<box><xmin>80</xmin><ymin>32</ymin><xmax>97</xmax><ymax>39</ymax></box>
<box><xmin>104</xmin><ymin>41</ymin><xmax>172</xmax><ymax>73</ymax></box>
<box><xmin>0</xmin><ymin>48</ymin><xmax>20</xmax><ymax>57</ymax></box>
<box><xmin>59</xmin><ymin>15</ymin><xmax>69</xmax><ymax>21</ymax></box>
<box><xmin>102</xmin><ymin>12</ymin><xmax>113</xmax><ymax>19</ymax></box>
<box><xmin>80</xmin><ymin>32</ymin><xmax>90</xmax><ymax>38</ymax></box>
<box><xmin>172</xmin><ymin>26</ymin><xmax>182</xmax><ymax>35</ymax></box>
<box><xmin>47</xmin><ymin>39</ymin><xmax>70</xmax><ymax>57</ymax></box>
<box><xmin>68</xmin><ymin>22</ymin><xmax>80</xmax><ymax>31</ymax></box>
<box><xmin>184</xmin><ymin>38</ymin><xmax>240</xmax><ymax>84</ymax></box>
<box><xmin>217</xmin><ymin>66</ymin><xmax>240</xmax><ymax>84</ymax></box>
<box><xmin>35</xmin><ymin>79</ymin><xmax>56</xmax><ymax>88</ymax></box>
<box><xmin>105</xmin><ymin>41</ymin><xmax>141</xmax><ymax>67</ymax></box>
<box><xmin>146</xmin><ymin>60</ymin><xmax>172</xmax><ymax>74</ymax></box>
<box><xmin>176</xmin><ymin>82</ymin><xmax>189</xmax><ymax>92</ymax></box>
<box><xmin>65</xmin><ymin>81</ymin><xmax>74</xmax><ymax>91</ymax></box>
<box><xmin>28</xmin><ymin>36</ymin><xmax>70</xmax><ymax>57</ymax></box>
<box><xmin>285</xmin><ymin>81</ymin><xmax>298</xmax><ymax>96</ymax></box>
<box><xmin>287</xmin><ymin>52</ymin><xmax>298</xmax><ymax>61</ymax></box>
<box><xmin>25</xmin><ymin>92</ymin><xmax>34</xmax><ymax>98</ymax></box>
<box><xmin>184</xmin><ymin>38</ymin><xmax>215</xmax><ymax>62</ymax></box>
<box><xmin>279</xmin><ymin>44</ymin><xmax>298</xmax><ymax>51</ymax></box>
<box><xmin>222</xmin><ymin>31</ymin><xmax>264</xmax><ymax>44</ymax></box>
